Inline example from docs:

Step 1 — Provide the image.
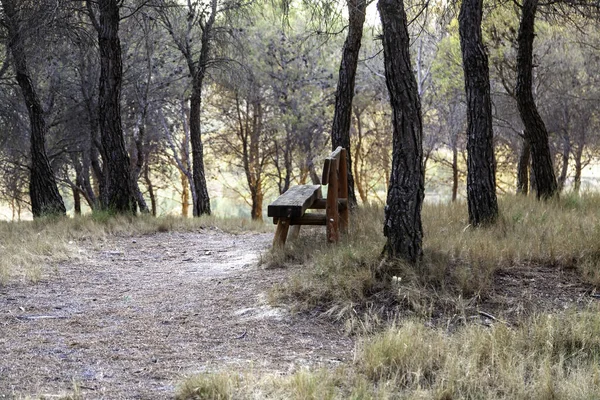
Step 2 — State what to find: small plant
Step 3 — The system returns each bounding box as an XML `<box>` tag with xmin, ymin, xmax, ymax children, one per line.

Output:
<box><xmin>176</xmin><ymin>373</ymin><xmax>236</xmax><ymax>400</ymax></box>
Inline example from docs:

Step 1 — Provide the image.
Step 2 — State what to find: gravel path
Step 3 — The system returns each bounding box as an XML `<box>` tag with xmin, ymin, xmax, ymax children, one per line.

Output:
<box><xmin>0</xmin><ymin>229</ymin><xmax>353</xmax><ymax>399</ymax></box>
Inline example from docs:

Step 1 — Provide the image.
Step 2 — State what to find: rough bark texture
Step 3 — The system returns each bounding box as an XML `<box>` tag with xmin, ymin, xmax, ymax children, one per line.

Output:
<box><xmin>515</xmin><ymin>0</ymin><xmax>558</xmax><ymax>199</ymax></box>
<box><xmin>516</xmin><ymin>137</ymin><xmax>530</xmax><ymax>195</ymax></box>
<box><xmin>458</xmin><ymin>0</ymin><xmax>498</xmax><ymax>226</ymax></box>
<box><xmin>379</xmin><ymin>0</ymin><xmax>425</xmax><ymax>264</ymax></box>
<box><xmin>91</xmin><ymin>0</ymin><xmax>136</xmax><ymax>213</ymax></box>
<box><xmin>331</xmin><ymin>0</ymin><xmax>366</xmax><ymax>208</ymax></box>
<box><xmin>2</xmin><ymin>0</ymin><xmax>66</xmax><ymax>217</ymax></box>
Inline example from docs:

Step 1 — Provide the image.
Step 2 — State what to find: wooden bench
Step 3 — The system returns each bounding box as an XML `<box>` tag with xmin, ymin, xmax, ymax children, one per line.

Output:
<box><xmin>268</xmin><ymin>146</ymin><xmax>349</xmax><ymax>247</ymax></box>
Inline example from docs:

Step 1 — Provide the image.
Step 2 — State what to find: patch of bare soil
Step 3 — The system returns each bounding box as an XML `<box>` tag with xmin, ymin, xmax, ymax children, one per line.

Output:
<box><xmin>0</xmin><ymin>229</ymin><xmax>352</xmax><ymax>399</ymax></box>
<box><xmin>478</xmin><ymin>265</ymin><xmax>597</xmax><ymax>322</ymax></box>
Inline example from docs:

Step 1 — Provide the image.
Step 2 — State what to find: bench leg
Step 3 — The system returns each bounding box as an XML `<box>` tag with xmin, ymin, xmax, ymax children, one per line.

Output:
<box><xmin>289</xmin><ymin>225</ymin><xmax>301</xmax><ymax>241</ymax></box>
<box><xmin>273</xmin><ymin>218</ymin><xmax>291</xmax><ymax>248</ymax></box>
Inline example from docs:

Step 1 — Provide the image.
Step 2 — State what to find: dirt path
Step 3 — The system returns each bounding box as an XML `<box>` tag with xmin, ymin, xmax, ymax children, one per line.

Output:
<box><xmin>0</xmin><ymin>229</ymin><xmax>353</xmax><ymax>399</ymax></box>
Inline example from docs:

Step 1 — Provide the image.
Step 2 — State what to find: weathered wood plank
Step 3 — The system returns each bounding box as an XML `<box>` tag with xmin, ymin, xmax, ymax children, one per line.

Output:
<box><xmin>322</xmin><ymin>159</ymin><xmax>331</xmax><ymax>185</ymax></box>
<box><xmin>321</xmin><ymin>147</ymin><xmax>343</xmax><ymax>184</ymax></box>
<box><xmin>310</xmin><ymin>198</ymin><xmax>347</xmax><ymax>210</ymax></box>
<box><xmin>328</xmin><ymin>146</ymin><xmax>343</xmax><ymax>161</ymax></box>
<box><xmin>326</xmin><ymin>157</ymin><xmax>340</xmax><ymax>243</ymax></box>
<box><xmin>290</xmin><ymin>213</ymin><xmax>327</xmax><ymax>226</ymax></box>
<box><xmin>273</xmin><ymin>218</ymin><xmax>290</xmax><ymax>248</ymax></box>
<box><xmin>267</xmin><ymin>185</ymin><xmax>322</xmax><ymax>218</ymax></box>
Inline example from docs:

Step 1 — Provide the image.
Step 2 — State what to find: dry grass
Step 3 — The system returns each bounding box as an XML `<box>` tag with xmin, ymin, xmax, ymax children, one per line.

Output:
<box><xmin>176</xmin><ymin>309</ymin><xmax>600</xmax><ymax>400</ymax></box>
<box><xmin>269</xmin><ymin>194</ymin><xmax>600</xmax><ymax>316</ymax></box>
<box><xmin>0</xmin><ymin>213</ymin><xmax>270</xmax><ymax>285</ymax></box>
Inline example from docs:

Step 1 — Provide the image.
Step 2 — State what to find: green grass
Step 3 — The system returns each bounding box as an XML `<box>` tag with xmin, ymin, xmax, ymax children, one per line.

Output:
<box><xmin>0</xmin><ymin>213</ymin><xmax>270</xmax><ymax>285</ymax></box>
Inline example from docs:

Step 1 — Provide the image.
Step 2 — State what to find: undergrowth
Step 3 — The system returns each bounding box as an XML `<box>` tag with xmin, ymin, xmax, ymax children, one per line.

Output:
<box><xmin>0</xmin><ymin>213</ymin><xmax>269</xmax><ymax>285</ymax></box>
<box><xmin>268</xmin><ymin>194</ymin><xmax>600</xmax><ymax>321</ymax></box>
<box><xmin>176</xmin><ymin>310</ymin><xmax>600</xmax><ymax>399</ymax></box>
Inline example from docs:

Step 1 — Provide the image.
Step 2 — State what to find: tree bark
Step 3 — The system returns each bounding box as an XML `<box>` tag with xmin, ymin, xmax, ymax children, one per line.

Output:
<box><xmin>2</xmin><ymin>0</ymin><xmax>66</xmax><ymax>217</ymax></box>
<box><xmin>89</xmin><ymin>0</ymin><xmax>136</xmax><ymax>213</ymax></box>
<box><xmin>515</xmin><ymin>0</ymin><xmax>558</xmax><ymax>199</ymax></box>
<box><xmin>452</xmin><ymin>144</ymin><xmax>459</xmax><ymax>202</ymax></box>
<box><xmin>516</xmin><ymin>137</ymin><xmax>530</xmax><ymax>195</ymax></box>
<box><xmin>379</xmin><ymin>0</ymin><xmax>425</xmax><ymax>264</ymax></box>
<box><xmin>459</xmin><ymin>0</ymin><xmax>498</xmax><ymax>225</ymax></box>
<box><xmin>143</xmin><ymin>162</ymin><xmax>157</xmax><ymax>216</ymax></box>
<box><xmin>331</xmin><ymin>0</ymin><xmax>366</xmax><ymax>209</ymax></box>
<box><xmin>573</xmin><ymin>145</ymin><xmax>583</xmax><ymax>194</ymax></box>
<box><xmin>558</xmin><ymin>134</ymin><xmax>570</xmax><ymax>192</ymax></box>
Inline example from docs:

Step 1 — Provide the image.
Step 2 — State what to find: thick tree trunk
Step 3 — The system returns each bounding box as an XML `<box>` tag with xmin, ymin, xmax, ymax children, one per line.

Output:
<box><xmin>515</xmin><ymin>0</ymin><xmax>558</xmax><ymax>199</ymax></box>
<box><xmin>2</xmin><ymin>0</ymin><xmax>66</xmax><ymax>218</ymax></box>
<box><xmin>379</xmin><ymin>0</ymin><xmax>425</xmax><ymax>264</ymax></box>
<box><xmin>516</xmin><ymin>137</ymin><xmax>530</xmax><ymax>195</ymax></box>
<box><xmin>459</xmin><ymin>0</ymin><xmax>498</xmax><ymax>225</ymax></box>
<box><xmin>331</xmin><ymin>0</ymin><xmax>366</xmax><ymax>209</ymax></box>
<box><xmin>91</xmin><ymin>0</ymin><xmax>136</xmax><ymax>213</ymax></box>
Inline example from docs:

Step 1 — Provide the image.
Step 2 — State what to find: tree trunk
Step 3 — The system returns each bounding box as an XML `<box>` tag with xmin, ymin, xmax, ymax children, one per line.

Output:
<box><xmin>557</xmin><ymin>134</ymin><xmax>570</xmax><ymax>192</ymax></box>
<box><xmin>2</xmin><ymin>0</ymin><xmax>66</xmax><ymax>218</ymax></box>
<box><xmin>331</xmin><ymin>0</ymin><xmax>366</xmax><ymax>209</ymax></box>
<box><xmin>516</xmin><ymin>137</ymin><xmax>530</xmax><ymax>195</ymax></box>
<box><xmin>379</xmin><ymin>0</ymin><xmax>425</xmax><ymax>264</ymax></box>
<box><xmin>452</xmin><ymin>144</ymin><xmax>459</xmax><ymax>202</ymax></box>
<box><xmin>515</xmin><ymin>0</ymin><xmax>558</xmax><ymax>199</ymax></box>
<box><xmin>573</xmin><ymin>144</ymin><xmax>583</xmax><ymax>194</ymax></box>
<box><xmin>180</xmin><ymin>169</ymin><xmax>189</xmax><ymax>217</ymax></box>
<box><xmin>353</xmin><ymin>107</ymin><xmax>369</xmax><ymax>204</ymax></box>
<box><xmin>143</xmin><ymin>162</ymin><xmax>156</xmax><ymax>216</ymax></box>
<box><xmin>73</xmin><ymin>185</ymin><xmax>82</xmax><ymax>215</ymax></box>
<box><xmin>189</xmin><ymin>88</ymin><xmax>211</xmax><ymax>216</ymax></box>
<box><xmin>90</xmin><ymin>0</ymin><xmax>136</xmax><ymax>213</ymax></box>
<box><xmin>459</xmin><ymin>0</ymin><xmax>498</xmax><ymax>225</ymax></box>
<box><xmin>250</xmin><ymin>185</ymin><xmax>263</xmax><ymax>220</ymax></box>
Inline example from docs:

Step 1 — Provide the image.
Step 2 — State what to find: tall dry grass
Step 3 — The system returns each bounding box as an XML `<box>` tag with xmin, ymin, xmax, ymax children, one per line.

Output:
<box><xmin>0</xmin><ymin>213</ymin><xmax>270</xmax><ymax>284</ymax></box>
<box><xmin>271</xmin><ymin>194</ymin><xmax>600</xmax><ymax>314</ymax></box>
<box><xmin>175</xmin><ymin>310</ymin><xmax>600</xmax><ymax>400</ymax></box>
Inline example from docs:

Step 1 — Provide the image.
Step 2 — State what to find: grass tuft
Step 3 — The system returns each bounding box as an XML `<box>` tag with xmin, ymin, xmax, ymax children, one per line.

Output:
<box><xmin>175</xmin><ymin>373</ymin><xmax>236</xmax><ymax>400</ymax></box>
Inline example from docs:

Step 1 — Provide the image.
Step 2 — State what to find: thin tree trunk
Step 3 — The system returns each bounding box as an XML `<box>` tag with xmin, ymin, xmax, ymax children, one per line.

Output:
<box><xmin>573</xmin><ymin>145</ymin><xmax>583</xmax><ymax>194</ymax></box>
<box><xmin>331</xmin><ymin>0</ymin><xmax>366</xmax><ymax>209</ymax></box>
<box><xmin>250</xmin><ymin>185</ymin><xmax>263</xmax><ymax>220</ymax></box>
<box><xmin>89</xmin><ymin>0</ymin><xmax>136</xmax><ymax>213</ymax></box>
<box><xmin>516</xmin><ymin>137</ymin><xmax>530</xmax><ymax>195</ymax></box>
<box><xmin>452</xmin><ymin>144</ymin><xmax>459</xmax><ymax>202</ymax></box>
<box><xmin>143</xmin><ymin>162</ymin><xmax>156</xmax><ymax>216</ymax></box>
<box><xmin>189</xmin><ymin>88</ymin><xmax>211</xmax><ymax>216</ymax></box>
<box><xmin>2</xmin><ymin>0</ymin><xmax>66</xmax><ymax>217</ymax></box>
<box><xmin>558</xmin><ymin>134</ymin><xmax>570</xmax><ymax>192</ymax></box>
<box><xmin>459</xmin><ymin>0</ymin><xmax>498</xmax><ymax>225</ymax></box>
<box><xmin>353</xmin><ymin>107</ymin><xmax>369</xmax><ymax>204</ymax></box>
<box><xmin>379</xmin><ymin>0</ymin><xmax>424</xmax><ymax>264</ymax></box>
<box><xmin>515</xmin><ymin>0</ymin><xmax>558</xmax><ymax>199</ymax></box>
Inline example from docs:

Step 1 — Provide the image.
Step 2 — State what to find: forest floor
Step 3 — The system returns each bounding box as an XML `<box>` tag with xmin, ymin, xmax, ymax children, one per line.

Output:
<box><xmin>0</xmin><ymin>229</ymin><xmax>352</xmax><ymax>399</ymax></box>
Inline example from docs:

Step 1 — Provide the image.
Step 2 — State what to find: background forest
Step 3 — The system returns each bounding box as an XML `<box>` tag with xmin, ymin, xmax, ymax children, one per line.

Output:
<box><xmin>1</xmin><ymin>0</ymin><xmax>598</xmax><ymax>221</ymax></box>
